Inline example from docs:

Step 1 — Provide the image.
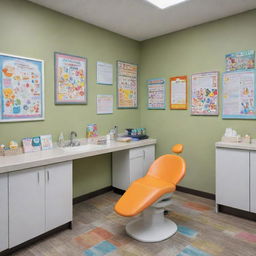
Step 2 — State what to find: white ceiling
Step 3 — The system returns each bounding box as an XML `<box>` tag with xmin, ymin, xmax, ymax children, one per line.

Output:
<box><xmin>28</xmin><ymin>0</ymin><xmax>256</xmax><ymax>41</ymax></box>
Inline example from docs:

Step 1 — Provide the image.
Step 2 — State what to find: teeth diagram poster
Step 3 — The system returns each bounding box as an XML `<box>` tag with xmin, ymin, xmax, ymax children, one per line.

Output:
<box><xmin>191</xmin><ymin>71</ymin><xmax>219</xmax><ymax>116</ymax></box>
<box><xmin>117</xmin><ymin>61</ymin><xmax>138</xmax><ymax>108</ymax></box>
<box><xmin>0</xmin><ymin>53</ymin><xmax>44</xmax><ymax>122</ymax></box>
<box><xmin>147</xmin><ymin>78</ymin><xmax>166</xmax><ymax>110</ymax></box>
<box><xmin>222</xmin><ymin>70</ymin><xmax>256</xmax><ymax>119</ymax></box>
<box><xmin>55</xmin><ymin>52</ymin><xmax>87</xmax><ymax>104</ymax></box>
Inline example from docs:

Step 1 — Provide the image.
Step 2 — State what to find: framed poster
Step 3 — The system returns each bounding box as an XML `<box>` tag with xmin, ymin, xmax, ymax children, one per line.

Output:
<box><xmin>55</xmin><ymin>52</ymin><xmax>87</xmax><ymax>104</ymax></box>
<box><xmin>117</xmin><ymin>61</ymin><xmax>138</xmax><ymax>108</ymax></box>
<box><xmin>191</xmin><ymin>71</ymin><xmax>219</xmax><ymax>116</ymax></box>
<box><xmin>225</xmin><ymin>50</ymin><xmax>255</xmax><ymax>72</ymax></box>
<box><xmin>147</xmin><ymin>78</ymin><xmax>166</xmax><ymax>110</ymax></box>
<box><xmin>222</xmin><ymin>70</ymin><xmax>256</xmax><ymax>119</ymax></box>
<box><xmin>97</xmin><ymin>94</ymin><xmax>113</xmax><ymax>114</ymax></box>
<box><xmin>0</xmin><ymin>53</ymin><xmax>44</xmax><ymax>122</ymax></box>
<box><xmin>170</xmin><ymin>76</ymin><xmax>187</xmax><ymax>110</ymax></box>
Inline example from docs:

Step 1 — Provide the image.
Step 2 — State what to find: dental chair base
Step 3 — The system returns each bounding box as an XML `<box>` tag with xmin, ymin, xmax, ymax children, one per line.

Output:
<box><xmin>126</xmin><ymin>193</ymin><xmax>177</xmax><ymax>242</ymax></box>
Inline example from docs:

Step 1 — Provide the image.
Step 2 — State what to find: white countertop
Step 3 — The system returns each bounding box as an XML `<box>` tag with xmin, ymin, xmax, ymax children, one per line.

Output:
<box><xmin>0</xmin><ymin>139</ymin><xmax>157</xmax><ymax>174</ymax></box>
<box><xmin>215</xmin><ymin>141</ymin><xmax>256</xmax><ymax>151</ymax></box>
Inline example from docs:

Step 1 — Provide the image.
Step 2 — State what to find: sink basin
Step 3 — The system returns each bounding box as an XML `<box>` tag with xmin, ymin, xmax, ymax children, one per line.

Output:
<box><xmin>60</xmin><ymin>144</ymin><xmax>105</xmax><ymax>152</ymax></box>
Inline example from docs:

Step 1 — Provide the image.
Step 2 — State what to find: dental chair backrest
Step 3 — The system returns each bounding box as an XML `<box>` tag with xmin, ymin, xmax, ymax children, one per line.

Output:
<box><xmin>147</xmin><ymin>144</ymin><xmax>186</xmax><ymax>185</ymax></box>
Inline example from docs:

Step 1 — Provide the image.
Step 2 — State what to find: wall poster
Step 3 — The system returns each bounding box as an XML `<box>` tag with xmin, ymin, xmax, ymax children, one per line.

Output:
<box><xmin>97</xmin><ymin>94</ymin><xmax>113</xmax><ymax>114</ymax></box>
<box><xmin>97</xmin><ymin>61</ymin><xmax>113</xmax><ymax>85</ymax></box>
<box><xmin>147</xmin><ymin>78</ymin><xmax>166</xmax><ymax>109</ymax></box>
<box><xmin>225</xmin><ymin>50</ymin><xmax>255</xmax><ymax>72</ymax></box>
<box><xmin>191</xmin><ymin>71</ymin><xmax>219</xmax><ymax>115</ymax></box>
<box><xmin>55</xmin><ymin>52</ymin><xmax>87</xmax><ymax>104</ymax></box>
<box><xmin>170</xmin><ymin>76</ymin><xmax>187</xmax><ymax>109</ymax></box>
<box><xmin>0</xmin><ymin>53</ymin><xmax>44</xmax><ymax>122</ymax></box>
<box><xmin>222</xmin><ymin>70</ymin><xmax>256</xmax><ymax>119</ymax></box>
<box><xmin>117</xmin><ymin>61</ymin><xmax>138</xmax><ymax>108</ymax></box>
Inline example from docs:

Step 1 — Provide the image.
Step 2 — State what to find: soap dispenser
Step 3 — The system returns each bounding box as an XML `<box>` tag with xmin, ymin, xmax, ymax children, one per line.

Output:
<box><xmin>58</xmin><ymin>132</ymin><xmax>65</xmax><ymax>147</ymax></box>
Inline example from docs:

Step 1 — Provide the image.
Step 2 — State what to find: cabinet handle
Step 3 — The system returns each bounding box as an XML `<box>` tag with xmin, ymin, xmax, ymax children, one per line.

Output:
<box><xmin>47</xmin><ymin>170</ymin><xmax>50</xmax><ymax>182</ymax></box>
<box><xmin>143</xmin><ymin>150</ymin><xmax>145</xmax><ymax>159</ymax></box>
<box><xmin>37</xmin><ymin>172</ymin><xmax>40</xmax><ymax>184</ymax></box>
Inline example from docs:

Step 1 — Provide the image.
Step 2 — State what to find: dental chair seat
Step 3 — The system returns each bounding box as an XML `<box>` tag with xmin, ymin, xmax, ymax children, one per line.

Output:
<box><xmin>115</xmin><ymin>176</ymin><xmax>176</xmax><ymax>217</ymax></box>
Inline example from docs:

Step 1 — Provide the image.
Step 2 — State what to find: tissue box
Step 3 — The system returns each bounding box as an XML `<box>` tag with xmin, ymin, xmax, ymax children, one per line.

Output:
<box><xmin>221</xmin><ymin>136</ymin><xmax>242</xmax><ymax>143</ymax></box>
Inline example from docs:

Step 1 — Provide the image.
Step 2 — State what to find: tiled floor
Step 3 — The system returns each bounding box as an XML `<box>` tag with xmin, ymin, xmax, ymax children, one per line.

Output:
<box><xmin>13</xmin><ymin>191</ymin><xmax>256</xmax><ymax>256</ymax></box>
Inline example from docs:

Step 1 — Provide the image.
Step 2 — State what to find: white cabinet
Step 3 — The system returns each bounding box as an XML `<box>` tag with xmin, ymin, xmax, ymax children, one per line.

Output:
<box><xmin>216</xmin><ymin>148</ymin><xmax>249</xmax><ymax>211</ymax></box>
<box><xmin>9</xmin><ymin>167</ymin><xmax>45</xmax><ymax>247</ymax></box>
<box><xmin>216</xmin><ymin>147</ymin><xmax>256</xmax><ymax>213</ymax></box>
<box><xmin>250</xmin><ymin>152</ymin><xmax>256</xmax><ymax>213</ymax></box>
<box><xmin>45</xmin><ymin>162</ymin><xmax>72</xmax><ymax>231</ymax></box>
<box><xmin>9</xmin><ymin>161</ymin><xmax>72</xmax><ymax>248</ymax></box>
<box><xmin>112</xmin><ymin>145</ymin><xmax>155</xmax><ymax>190</ymax></box>
<box><xmin>0</xmin><ymin>174</ymin><xmax>8</xmax><ymax>252</ymax></box>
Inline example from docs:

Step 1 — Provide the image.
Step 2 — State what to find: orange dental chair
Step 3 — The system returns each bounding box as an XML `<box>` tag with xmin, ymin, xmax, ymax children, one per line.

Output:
<box><xmin>114</xmin><ymin>144</ymin><xmax>186</xmax><ymax>242</ymax></box>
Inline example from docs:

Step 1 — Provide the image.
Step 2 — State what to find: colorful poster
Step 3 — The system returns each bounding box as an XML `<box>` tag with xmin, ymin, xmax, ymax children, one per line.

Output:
<box><xmin>147</xmin><ymin>78</ymin><xmax>166</xmax><ymax>109</ymax></box>
<box><xmin>191</xmin><ymin>71</ymin><xmax>219</xmax><ymax>115</ymax></box>
<box><xmin>222</xmin><ymin>70</ymin><xmax>256</xmax><ymax>119</ymax></box>
<box><xmin>0</xmin><ymin>53</ymin><xmax>44</xmax><ymax>122</ymax></box>
<box><xmin>97</xmin><ymin>61</ymin><xmax>113</xmax><ymax>85</ymax></box>
<box><xmin>97</xmin><ymin>94</ymin><xmax>113</xmax><ymax>114</ymax></box>
<box><xmin>117</xmin><ymin>61</ymin><xmax>137</xmax><ymax>108</ymax></box>
<box><xmin>225</xmin><ymin>50</ymin><xmax>255</xmax><ymax>71</ymax></box>
<box><xmin>170</xmin><ymin>76</ymin><xmax>187</xmax><ymax>110</ymax></box>
<box><xmin>55</xmin><ymin>52</ymin><xmax>87</xmax><ymax>104</ymax></box>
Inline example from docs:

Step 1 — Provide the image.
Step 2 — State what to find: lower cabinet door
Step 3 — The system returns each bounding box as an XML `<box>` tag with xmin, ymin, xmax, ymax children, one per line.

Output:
<box><xmin>216</xmin><ymin>148</ymin><xmax>250</xmax><ymax>211</ymax></box>
<box><xmin>143</xmin><ymin>145</ymin><xmax>155</xmax><ymax>175</ymax></box>
<box><xmin>9</xmin><ymin>167</ymin><xmax>45</xmax><ymax>248</ymax></box>
<box><xmin>0</xmin><ymin>174</ymin><xmax>8</xmax><ymax>252</ymax></box>
<box><xmin>45</xmin><ymin>161</ymin><xmax>72</xmax><ymax>231</ymax></box>
<box><xmin>130</xmin><ymin>156</ymin><xmax>144</xmax><ymax>184</ymax></box>
<box><xmin>250</xmin><ymin>152</ymin><xmax>256</xmax><ymax>213</ymax></box>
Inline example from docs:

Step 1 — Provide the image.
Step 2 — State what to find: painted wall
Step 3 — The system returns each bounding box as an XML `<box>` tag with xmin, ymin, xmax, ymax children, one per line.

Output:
<box><xmin>140</xmin><ymin>10</ymin><xmax>256</xmax><ymax>194</ymax></box>
<box><xmin>1</xmin><ymin>0</ymin><xmax>256</xmax><ymax>196</ymax></box>
<box><xmin>0</xmin><ymin>0</ymin><xmax>141</xmax><ymax>197</ymax></box>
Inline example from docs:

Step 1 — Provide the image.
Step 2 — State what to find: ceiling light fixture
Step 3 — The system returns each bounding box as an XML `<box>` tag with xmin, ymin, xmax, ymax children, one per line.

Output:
<box><xmin>146</xmin><ymin>0</ymin><xmax>189</xmax><ymax>10</ymax></box>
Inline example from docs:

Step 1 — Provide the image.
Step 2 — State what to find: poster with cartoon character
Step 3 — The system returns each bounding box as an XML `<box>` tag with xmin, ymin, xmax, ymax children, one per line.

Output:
<box><xmin>222</xmin><ymin>70</ymin><xmax>256</xmax><ymax>119</ymax></box>
<box><xmin>225</xmin><ymin>50</ymin><xmax>255</xmax><ymax>72</ymax></box>
<box><xmin>117</xmin><ymin>61</ymin><xmax>138</xmax><ymax>108</ymax></box>
<box><xmin>55</xmin><ymin>52</ymin><xmax>87</xmax><ymax>104</ymax></box>
<box><xmin>0</xmin><ymin>53</ymin><xmax>44</xmax><ymax>122</ymax></box>
<box><xmin>191</xmin><ymin>71</ymin><xmax>219</xmax><ymax>115</ymax></box>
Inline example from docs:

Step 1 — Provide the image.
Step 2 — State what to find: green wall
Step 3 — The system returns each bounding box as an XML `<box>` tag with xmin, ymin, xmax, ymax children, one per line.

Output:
<box><xmin>0</xmin><ymin>0</ymin><xmax>141</xmax><ymax>197</ymax></box>
<box><xmin>1</xmin><ymin>0</ymin><xmax>256</xmax><ymax>196</ymax></box>
<box><xmin>140</xmin><ymin>10</ymin><xmax>256</xmax><ymax>193</ymax></box>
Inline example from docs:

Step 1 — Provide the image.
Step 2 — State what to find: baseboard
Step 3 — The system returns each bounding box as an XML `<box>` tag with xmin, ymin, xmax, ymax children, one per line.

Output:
<box><xmin>176</xmin><ymin>185</ymin><xmax>215</xmax><ymax>200</ymax></box>
<box><xmin>73</xmin><ymin>186</ymin><xmax>113</xmax><ymax>204</ymax></box>
<box><xmin>112</xmin><ymin>187</ymin><xmax>125</xmax><ymax>195</ymax></box>
<box><xmin>218</xmin><ymin>205</ymin><xmax>256</xmax><ymax>222</ymax></box>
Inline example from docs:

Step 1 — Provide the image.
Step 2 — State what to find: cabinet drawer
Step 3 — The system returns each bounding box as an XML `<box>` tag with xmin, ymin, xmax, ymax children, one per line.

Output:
<box><xmin>129</xmin><ymin>148</ymin><xmax>144</xmax><ymax>159</ymax></box>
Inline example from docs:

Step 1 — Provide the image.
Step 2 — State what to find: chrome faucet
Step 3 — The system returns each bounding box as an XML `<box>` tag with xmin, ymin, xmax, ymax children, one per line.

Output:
<box><xmin>69</xmin><ymin>131</ymin><xmax>80</xmax><ymax>147</ymax></box>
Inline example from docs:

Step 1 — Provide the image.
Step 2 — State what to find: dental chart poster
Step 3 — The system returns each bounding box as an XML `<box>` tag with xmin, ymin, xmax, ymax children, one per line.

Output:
<box><xmin>147</xmin><ymin>78</ymin><xmax>166</xmax><ymax>109</ymax></box>
<box><xmin>225</xmin><ymin>50</ymin><xmax>255</xmax><ymax>72</ymax></box>
<box><xmin>97</xmin><ymin>61</ymin><xmax>113</xmax><ymax>85</ymax></box>
<box><xmin>222</xmin><ymin>70</ymin><xmax>256</xmax><ymax>119</ymax></box>
<box><xmin>170</xmin><ymin>76</ymin><xmax>187</xmax><ymax>110</ymax></box>
<box><xmin>0</xmin><ymin>53</ymin><xmax>44</xmax><ymax>122</ymax></box>
<box><xmin>117</xmin><ymin>61</ymin><xmax>138</xmax><ymax>108</ymax></box>
<box><xmin>97</xmin><ymin>94</ymin><xmax>113</xmax><ymax>114</ymax></box>
<box><xmin>55</xmin><ymin>52</ymin><xmax>87</xmax><ymax>104</ymax></box>
<box><xmin>191</xmin><ymin>71</ymin><xmax>219</xmax><ymax>115</ymax></box>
